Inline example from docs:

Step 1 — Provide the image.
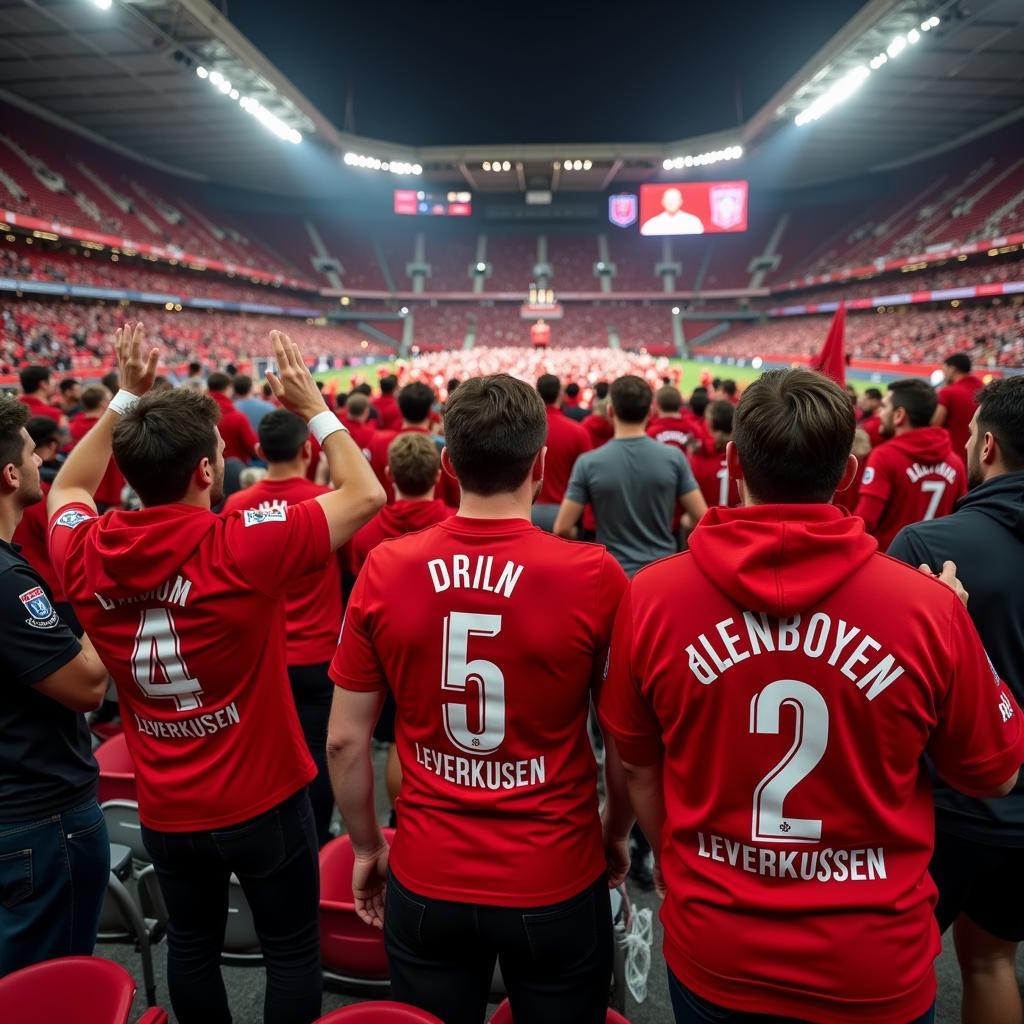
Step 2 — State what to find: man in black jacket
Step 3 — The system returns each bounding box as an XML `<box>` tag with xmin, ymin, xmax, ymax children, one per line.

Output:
<box><xmin>889</xmin><ymin>375</ymin><xmax>1024</xmax><ymax>1024</ymax></box>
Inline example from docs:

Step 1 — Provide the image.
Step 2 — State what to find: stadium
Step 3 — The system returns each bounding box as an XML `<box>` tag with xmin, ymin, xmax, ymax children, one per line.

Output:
<box><xmin>0</xmin><ymin>0</ymin><xmax>1023</xmax><ymax>1021</ymax></box>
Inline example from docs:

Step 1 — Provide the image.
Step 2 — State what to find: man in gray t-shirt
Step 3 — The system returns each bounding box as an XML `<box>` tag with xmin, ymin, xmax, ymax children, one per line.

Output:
<box><xmin>554</xmin><ymin>375</ymin><xmax>706</xmax><ymax>577</ymax></box>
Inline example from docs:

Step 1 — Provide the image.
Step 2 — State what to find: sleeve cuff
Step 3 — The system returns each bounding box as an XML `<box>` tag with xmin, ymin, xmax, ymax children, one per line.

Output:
<box><xmin>598</xmin><ymin>711</ymin><xmax>663</xmax><ymax>767</ymax></box>
<box><xmin>328</xmin><ymin>664</ymin><xmax>386</xmax><ymax>693</ymax></box>
<box><xmin>21</xmin><ymin>638</ymin><xmax>83</xmax><ymax>689</ymax></box>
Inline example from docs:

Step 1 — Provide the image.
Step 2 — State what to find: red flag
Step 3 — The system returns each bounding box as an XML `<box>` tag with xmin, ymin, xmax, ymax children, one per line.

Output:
<box><xmin>810</xmin><ymin>302</ymin><xmax>846</xmax><ymax>385</ymax></box>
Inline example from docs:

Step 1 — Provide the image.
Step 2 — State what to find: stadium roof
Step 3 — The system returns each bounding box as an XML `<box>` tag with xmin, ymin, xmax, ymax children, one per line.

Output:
<box><xmin>0</xmin><ymin>0</ymin><xmax>1021</xmax><ymax>197</ymax></box>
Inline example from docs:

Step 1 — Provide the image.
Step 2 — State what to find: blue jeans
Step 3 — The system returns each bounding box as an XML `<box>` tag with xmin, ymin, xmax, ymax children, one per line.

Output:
<box><xmin>668</xmin><ymin>971</ymin><xmax>936</xmax><ymax>1023</ymax></box>
<box><xmin>141</xmin><ymin>787</ymin><xmax>322</xmax><ymax>1024</ymax></box>
<box><xmin>0</xmin><ymin>799</ymin><xmax>109</xmax><ymax>977</ymax></box>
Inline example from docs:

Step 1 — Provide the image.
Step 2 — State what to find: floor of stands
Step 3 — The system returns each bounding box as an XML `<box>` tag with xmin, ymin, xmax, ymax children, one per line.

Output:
<box><xmin>104</xmin><ymin>743</ymin><xmax>1016</xmax><ymax>1023</ymax></box>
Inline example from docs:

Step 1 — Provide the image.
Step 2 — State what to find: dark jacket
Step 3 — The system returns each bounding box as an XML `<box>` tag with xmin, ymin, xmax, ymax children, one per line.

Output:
<box><xmin>889</xmin><ymin>471</ymin><xmax>1024</xmax><ymax>843</ymax></box>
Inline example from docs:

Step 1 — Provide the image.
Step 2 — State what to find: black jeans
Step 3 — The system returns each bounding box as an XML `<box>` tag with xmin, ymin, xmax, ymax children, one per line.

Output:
<box><xmin>288</xmin><ymin>662</ymin><xmax>335</xmax><ymax>846</ymax></box>
<box><xmin>385</xmin><ymin>871</ymin><xmax>612</xmax><ymax>1024</ymax></box>
<box><xmin>141</xmin><ymin>788</ymin><xmax>322</xmax><ymax>1024</ymax></box>
<box><xmin>667</xmin><ymin>971</ymin><xmax>936</xmax><ymax>1024</ymax></box>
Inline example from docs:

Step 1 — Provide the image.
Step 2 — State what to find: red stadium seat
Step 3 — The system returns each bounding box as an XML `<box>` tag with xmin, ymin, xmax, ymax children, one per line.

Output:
<box><xmin>319</xmin><ymin>829</ymin><xmax>397</xmax><ymax>987</ymax></box>
<box><xmin>95</xmin><ymin>733</ymin><xmax>137</xmax><ymax>804</ymax></box>
<box><xmin>0</xmin><ymin>956</ymin><xmax>168</xmax><ymax>1024</ymax></box>
<box><xmin>489</xmin><ymin>999</ymin><xmax>630</xmax><ymax>1023</ymax></box>
<box><xmin>314</xmin><ymin>1004</ymin><xmax>444</xmax><ymax>1023</ymax></box>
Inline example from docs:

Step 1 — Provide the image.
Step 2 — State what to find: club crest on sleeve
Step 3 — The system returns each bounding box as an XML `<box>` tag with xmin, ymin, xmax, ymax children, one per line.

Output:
<box><xmin>55</xmin><ymin>509</ymin><xmax>92</xmax><ymax>530</ymax></box>
<box><xmin>861</xmin><ymin>467</ymin><xmax>875</xmax><ymax>485</ymax></box>
<box><xmin>243</xmin><ymin>507</ymin><xmax>287</xmax><ymax>527</ymax></box>
<box><xmin>19</xmin><ymin>586</ymin><xmax>59</xmax><ymax>629</ymax></box>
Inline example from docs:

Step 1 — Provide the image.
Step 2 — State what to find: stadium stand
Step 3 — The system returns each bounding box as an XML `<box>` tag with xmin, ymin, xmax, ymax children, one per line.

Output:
<box><xmin>482</xmin><ymin>235</ymin><xmax>536</xmax><ymax>292</ymax></box>
<box><xmin>422</xmin><ymin>232</ymin><xmax>478</xmax><ymax>292</ymax></box>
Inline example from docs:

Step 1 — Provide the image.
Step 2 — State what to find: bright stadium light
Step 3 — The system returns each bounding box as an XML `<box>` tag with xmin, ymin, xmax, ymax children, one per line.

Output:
<box><xmin>502</xmin><ymin>160</ymin><xmax>511</xmax><ymax>171</ymax></box>
<box><xmin>662</xmin><ymin>158</ymin><xmax>673</xmax><ymax>170</ymax></box>
<box><xmin>671</xmin><ymin>306</ymin><xmax>680</xmax><ymax>315</ymax></box>
<box><xmin>583</xmin><ymin>159</ymin><xmax>592</xmax><ymax>170</ymax></box>
<box><xmin>90</xmin><ymin>0</ymin><xmax>112</xmax><ymax>9</ymax></box>
<box><xmin>794</xmin><ymin>65</ymin><xmax>869</xmax><ymax>126</ymax></box>
<box><xmin>196</xmin><ymin>66</ymin><xmax>209</xmax><ymax>79</ymax></box>
<box><xmin>664</xmin><ymin>145</ymin><xmax>743</xmax><ymax>169</ymax></box>
<box><xmin>483</xmin><ymin>161</ymin><xmax>491</xmax><ymax>171</ymax></box>
<box><xmin>887</xmin><ymin>35</ymin><xmax>907</xmax><ymax>58</ymax></box>
<box><xmin>907</xmin><ymin>28</ymin><xmax>920</xmax><ymax>44</ymax></box>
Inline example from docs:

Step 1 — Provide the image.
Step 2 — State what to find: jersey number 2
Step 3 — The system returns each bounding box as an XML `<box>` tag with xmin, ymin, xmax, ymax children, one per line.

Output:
<box><xmin>441</xmin><ymin>611</ymin><xmax>505</xmax><ymax>754</ymax></box>
<box><xmin>131</xmin><ymin>608</ymin><xmax>203</xmax><ymax>711</ymax></box>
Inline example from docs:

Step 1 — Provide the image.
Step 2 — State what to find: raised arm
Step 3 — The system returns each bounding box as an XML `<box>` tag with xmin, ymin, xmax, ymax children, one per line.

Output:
<box><xmin>48</xmin><ymin>322</ymin><xmax>159</xmax><ymax>517</ymax></box>
<box><xmin>265</xmin><ymin>331</ymin><xmax>385</xmax><ymax>550</ymax></box>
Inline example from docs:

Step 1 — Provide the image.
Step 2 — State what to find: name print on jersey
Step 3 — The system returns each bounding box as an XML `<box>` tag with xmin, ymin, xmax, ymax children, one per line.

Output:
<box><xmin>427</xmin><ymin>554</ymin><xmax>525</xmax><ymax>599</ymax></box>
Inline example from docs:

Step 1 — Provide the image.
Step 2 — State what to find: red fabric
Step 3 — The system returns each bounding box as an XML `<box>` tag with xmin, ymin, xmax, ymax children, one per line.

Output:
<box><xmin>581</xmin><ymin>413</ymin><xmax>613</xmax><ymax>448</ymax></box>
<box><xmin>810</xmin><ymin>303</ymin><xmax>846</xmax><ymax>385</ymax></box>
<box><xmin>69</xmin><ymin>413</ymin><xmax>124</xmax><ymax>508</ymax></box>
<box><xmin>368</xmin><ymin>427</ymin><xmax>460</xmax><ymax>508</ymax></box>
<box><xmin>48</xmin><ymin>499</ymin><xmax>327</xmax><ymax>831</ymax></box>
<box><xmin>222</xmin><ymin>477</ymin><xmax>341</xmax><ymax>665</ymax></box>
<box><xmin>18</xmin><ymin>394</ymin><xmax>63</xmax><ymax>422</ymax></box>
<box><xmin>531</xmin><ymin>322</ymin><xmax>551</xmax><ymax>347</ymax></box>
<box><xmin>854</xmin><ymin>427</ymin><xmax>967</xmax><ymax>551</ymax></box>
<box><xmin>937</xmin><ymin>374</ymin><xmax>983</xmax><ymax>457</ymax></box>
<box><xmin>12</xmin><ymin>482</ymin><xmax>64</xmax><ymax>601</ymax></box>
<box><xmin>331</xmin><ymin>516</ymin><xmax>628</xmax><ymax>905</ymax></box>
<box><xmin>600</xmin><ymin>504</ymin><xmax>1024</xmax><ymax>1023</ymax></box>
<box><xmin>860</xmin><ymin>413</ymin><xmax>885</xmax><ymax>448</ymax></box>
<box><xmin>647</xmin><ymin>413</ymin><xmax>711</xmax><ymax>453</ymax></box>
<box><xmin>210</xmin><ymin>392</ymin><xmax>257</xmax><ymax>463</ymax></box>
<box><xmin>339</xmin><ymin>416</ymin><xmax>377</xmax><ymax>453</ymax></box>
<box><xmin>537</xmin><ymin>406</ymin><xmax>590</xmax><ymax>505</ymax></box>
<box><xmin>688</xmin><ymin>445</ymin><xmax>740</xmax><ymax>509</ymax></box>
<box><xmin>372</xmin><ymin>394</ymin><xmax>402</xmax><ymax>432</ymax></box>
<box><xmin>348</xmin><ymin>499</ymin><xmax>455</xmax><ymax>576</ymax></box>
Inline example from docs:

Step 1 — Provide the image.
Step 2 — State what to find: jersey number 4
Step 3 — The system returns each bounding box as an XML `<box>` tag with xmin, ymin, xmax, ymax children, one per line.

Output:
<box><xmin>441</xmin><ymin>611</ymin><xmax>505</xmax><ymax>755</ymax></box>
<box><xmin>131</xmin><ymin>607</ymin><xmax>204</xmax><ymax>711</ymax></box>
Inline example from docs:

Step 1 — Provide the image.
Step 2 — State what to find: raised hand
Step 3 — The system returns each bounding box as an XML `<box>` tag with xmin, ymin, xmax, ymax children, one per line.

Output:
<box><xmin>115</xmin><ymin>322</ymin><xmax>160</xmax><ymax>396</ymax></box>
<box><xmin>264</xmin><ymin>330</ymin><xmax>328</xmax><ymax>421</ymax></box>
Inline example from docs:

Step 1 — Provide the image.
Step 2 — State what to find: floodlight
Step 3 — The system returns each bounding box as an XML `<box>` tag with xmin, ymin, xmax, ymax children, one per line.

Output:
<box><xmin>663</xmin><ymin>159</ymin><xmax>673</xmax><ymax>170</ymax></box>
<box><xmin>196</xmin><ymin>66</ymin><xmax>208</xmax><ymax>79</ymax></box>
<box><xmin>483</xmin><ymin>161</ymin><xmax>491</xmax><ymax>171</ymax></box>
<box><xmin>907</xmin><ymin>28</ymin><xmax>920</xmax><ymax>43</ymax></box>
<box><xmin>91</xmin><ymin>0</ymin><xmax>112</xmax><ymax>9</ymax></box>
<box><xmin>887</xmin><ymin>35</ymin><xmax>906</xmax><ymax>58</ymax></box>
<box><xmin>672</xmin><ymin>306</ymin><xmax>680</xmax><ymax>315</ymax></box>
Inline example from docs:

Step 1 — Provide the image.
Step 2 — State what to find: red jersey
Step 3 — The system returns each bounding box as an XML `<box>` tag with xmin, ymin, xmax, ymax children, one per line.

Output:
<box><xmin>49</xmin><ymin>499</ymin><xmax>326</xmax><ymax>831</ymax></box>
<box><xmin>855</xmin><ymin>427</ymin><xmax>967</xmax><ymax>552</ymax></box>
<box><xmin>937</xmin><ymin>374</ymin><xmax>983</xmax><ymax>456</ymax></box>
<box><xmin>372</xmin><ymin>394</ymin><xmax>402</xmax><ymax>432</ymax></box>
<box><xmin>531</xmin><ymin>322</ymin><xmax>551</xmax><ymax>348</ymax></box>
<box><xmin>600</xmin><ymin>504</ymin><xmax>1024</xmax><ymax>1023</ymax></box>
<box><xmin>332</xmin><ymin>516</ymin><xmax>628</xmax><ymax>905</ymax></box>
<box><xmin>69</xmin><ymin>414</ymin><xmax>124</xmax><ymax>509</ymax></box>
<box><xmin>12</xmin><ymin>482</ymin><xmax>64</xmax><ymax>601</ymax></box>
<box><xmin>210</xmin><ymin>392</ymin><xmax>257</xmax><ymax>463</ymax></box>
<box><xmin>348</xmin><ymin>499</ymin><xmax>455</xmax><ymax>576</ymax></box>
<box><xmin>581</xmin><ymin>413</ymin><xmax>613</xmax><ymax>449</ymax></box>
<box><xmin>647</xmin><ymin>413</ymin><xmax>711</xmax><ymax>453</ymax></box>
<box><xmin>860</xmin><ymin>413</ymin><xmax>884</xmax><ymax>449</ymax></box>
<box><xmin>368</xmin><ymin>426</ymin><xmax>460</xmax><ymax>508</ymax></box>
<box><xmin>19</xmin><ymin>394</ymin><xmax>63</xmax><ymax>423</ymax></box>
<box><xmin>688</xmin><ymin>444</ymin><xmax>739</xmax><ymax>509</ymax></box>
<box><xmin>537</xmin><ymin>406</ymin><xmax>590</xmax><ymax>506</ymax></box>
<box><xmin>222</xmin><ymin>477</ymin><xmax>341</xmax><ymax>666</ymax></box>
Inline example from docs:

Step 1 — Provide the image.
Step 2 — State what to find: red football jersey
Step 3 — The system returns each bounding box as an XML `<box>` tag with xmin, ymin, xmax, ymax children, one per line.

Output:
<box><xmin>13</xmin><ymin>482</ymin><xmax>64</xmax><ymax>602</ymax></box>
<box><xmin>368</xmin><ymin>426</ymin><xmax>460</xmax><ymax>508</ymax></box>
<box><xmin>937</xmin><ymin>375</ymin><xmax>983</xmax><ymax>456</ymax></box>
<box><xmin>601</xmin><ymin>504</ymin><xmax>1023</xmax><ymax>1023</ymax></box>
<box><xmin>536</xmin><ymin>406</ymin><xmax>591</xmax><ymax>506</ymax></box>
<box><xmin>222</xmin><ymin>476</ymin><xmax>342</xmax><ymax>666</ymax></box>
<box><xmin>688</xmin><ymin>444</ymin><xmax>740</xmax><ymax>509</ymax></box>
<box><xmin>647</xmin><ymin>413</ymin><xmax>709</xmax><ymax>454</ymax></box>
<box><xmin>210</xmin><ymin>392</ymin><xmax>258</xmax><ymax>463</ymax></box>
<box><xmin>69</xmin><ymin>414</ymin><xmax>124</xmax><ymax>508</ymax></box>
<box><xmin>49</xmin><ymin>499</ymin><xmax>326</xmax><ymax>831</ymax></box>
<box><xmin>372</xmin><ymin>394</ymin><xmax>402</xmax><ymax>432</ymax></box>
<box><xmin>348</xmin><ymin>498</ymin><xmax>455</xmax><ymax>576</ymax></box>
<box><xmin>855</xmin><ymin>427</ymin><xmax>967</xmax><ymax>552</ymax></box>
<box><xmin>18</xmin><ymin>394</ymin><xmax>64</xmax><ymax>423</ymax></box>
<box><xmin>331</xmin><ymin>516</ymin><xmax>628</xmax><ymax>905</ymax></box>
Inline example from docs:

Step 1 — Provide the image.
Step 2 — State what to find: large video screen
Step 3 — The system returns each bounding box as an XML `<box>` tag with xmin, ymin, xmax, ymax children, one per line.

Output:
<box><xmin>639</xmin><ymin>181</ymin><xmax>748</xmax><ymax>235</ymax></box>
<box><xmin>394</xmin><ymin>189</ymin><xmax>472</xmax><ymax>217</ymax></box>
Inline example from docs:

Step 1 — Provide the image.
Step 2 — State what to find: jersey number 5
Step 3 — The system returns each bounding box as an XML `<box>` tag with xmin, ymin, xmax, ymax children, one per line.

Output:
<box><xmin>441</xmin><ymin>611</ymin><xmax>505</xmax><ymax>755</ymax></box>
<box><xmin>131</xmin><ymin>607</ymin><xmax>204</xmax><ymax>712</ymax></box>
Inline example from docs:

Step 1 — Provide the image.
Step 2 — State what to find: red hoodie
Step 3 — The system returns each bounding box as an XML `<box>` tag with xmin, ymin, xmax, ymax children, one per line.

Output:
<box><xmin>210</xmin><ymin>391</ymin><xmax>258</xmax><ymax>463</ymax></box>
<box><xmin>855</xmin><ymin>427</ymin><xmax>966</xmax><ymax>552</ymax></box>
<box><xmin>600</xmin><ymin>504</ymin><xmax>1023</xmax><ymax>1024</ymax></box>
<box><xmin>581</xmin><ymin>412</ymin><xmax>613</xmax><ymax>449</ymax></box>
<box><xmin>372</xmin><ymin>393</ymin><xmax>402</xmax><ymax>432</ymax></box>
<box><xmin>348</xmin><ymin>499</ymin><xmax>455</xmax><ymax>575</ymax></box>
<box><xmin>48</xmin><ymin>499</ymin><xmax>328</xmax><ymax>831</ymax></box>
<box><xmin>937</xmin><ymin>374</ymin><xmax>983</xmax><ymax>456</ymax></box>
<box><xmin>537</xmin><ymin>405</ymin><xmax>590</xmax><ymax>506</ymax></box>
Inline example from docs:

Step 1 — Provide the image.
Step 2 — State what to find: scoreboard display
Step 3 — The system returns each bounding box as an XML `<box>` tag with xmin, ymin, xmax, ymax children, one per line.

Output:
<box><xmin>394</xmin><ymin>190</ymin><xmax>472</xmax><ymax>217</ymax></box>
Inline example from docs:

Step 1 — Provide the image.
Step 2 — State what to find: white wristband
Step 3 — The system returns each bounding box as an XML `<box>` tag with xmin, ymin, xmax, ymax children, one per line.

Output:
<box><xmin>307</xmin><ymin>410</ymin><xmax>348</xmax><ymax>445</ymax></box>
<box><xmin>108</xmin><ymin>389</ymin><xmax>141</xmax><ymax>416</ymax></box>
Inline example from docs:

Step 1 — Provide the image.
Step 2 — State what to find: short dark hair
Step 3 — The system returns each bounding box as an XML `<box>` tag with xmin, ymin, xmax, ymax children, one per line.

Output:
<box><xmin>207</xmin><ymin>372</ymin><xmax>230</xmax><ymax>393</ymax></box>
<box><xmin>447</xmin><ymin>378</ymin><xmax>460</xmax><ymax>394</ymax></box>
<box><xmin>690</xmin><ymin>390</ymin><xmax>710</xmax><ymax>418</ymax></box>
<box><xmin>536</xmin><ymin>374</ymin><xmax>561</xmax><ymax>405</ymax></box>
<box><xmin>444</xmin><ymin>374</ymin><xmax>547</xmax><ymax>495</ymax></box>
<box><xmin>945</xmin><ymin>353</ymin><xmax>972</xmax><ymax>374</ymax></box>
<box><xmin>888</xmin><ymin>379</ymin><xmax>937</xmax><ymax>428</ymax></box>
<box><xmin>354</xmin><ymin>383</ymin><xmax>372</xmax><ymax>397</ymax></box>
<box><xmin>0</xmin><ymin>397</ymin><xmax>29</xmax><ymax>471</ymax></box>
<box><xmin>258</xmin><ymin>409</ymin><xmax>309</xmax><ymax>463</ymax></box>
<box><xmin>232</xmin><ymin>373</ymin><xmax>253</xmax><ymax>397</ymax></box>
<box><xmin>380</xmin><ymin>374</ymin><xmax>398</xmax><ymax>396</ymax></box>
<box><xmin>101</xmin><ymin>371</ymin><xmax>119</xmax><ymax>395</ymax></box>
<box><xmin>733</xmin><ymin>368</ymin><xmax>854</xmax><ymax>503</ymax></box>
<box><xmin>610</xmin><ymin>376</ymin><xmax>652</xmax><ymax>423</ymax></box>
<box><xmin>656</xmin><ymin>386</ymin><xmax>683</xmax><ymax>413</ymax></box>
<box><xmin>565</xmin><ymin>382</ymin><xmax>580</xmax><ymax>400</ymax></box>
<box><xmin>977</xmin><ymin>376</ymin><xmax>1024</xmax><ymax>472</ymax></box>
<box><xmin>188</xmin><ymin>361</ymin><xmax>202</xmax><ymax>376</ymax></box>
<box><xmin>346</xmin><ymin>392</ymin><xmax>370</xmax><ymax>417</ymax></box>
<box><xmin>594</xmin><ymin>381</ymin><xmax>610</xmax><ymax>400</ymax></box>
<box><xmin>865</xmin><ymin>387</ymin><xmax>882</xmax><ymax>401</ymax></box>
<box><xmin>80</xmin><ymin>384</ymin><xmax>108</xmax><ymax>413</ymax></box>
<box><xmin>59</xmin><ymin>378</ymin><xmax>79</xmax><ymax>394</ymax></box>
<box><xmin>722</xmin><ymin>379</ymin><xmax>738</xmax><ymax>398</ymax></box>
<box><xmin>707</xmin><ymin>399</ymin><xmax>734</xmax><ymax>434</ymax></box>
<box><xmin>398</xmin><ymin>382</ymin><xmax>435</xmax><ymax>424</ymax></box>
<box><xmin>113</xmin><ymin>390</ymin><xmax>220</xmax><ymax>507</ymax></box>
<box><xmin>388</xmin><ymin>433</ymin><xmax>440</xmax><ymax>495</ymax></box>
<box><xmin>19</xmin><ymin>365</ymin><xmax>50</xmax><ymax>395</ymax></box>
<box><xmin>26</xmin><ymin>416</ymin><xmax>61</xmax><ymax>449</ymax></box>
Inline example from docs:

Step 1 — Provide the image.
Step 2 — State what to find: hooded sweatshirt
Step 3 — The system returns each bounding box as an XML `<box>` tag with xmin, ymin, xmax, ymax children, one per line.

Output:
<box><xmin>855</xmin><ymin>426</ymin><xmax>966</xmax><ymax>551</ymax></box>
<box><xmin>599</xmin><ymin>503</ymin><xmax>1023</xmax><ymax>1024</ymax></box>
<box><xmin>48</xmin><ymin>498</ymin><xmax>330</xmax><ymax>831</ymax></box>
<box><xmin>348</xmin><ymin>498</ymin><xmax>455</xmax><ymax>576</ymax></box>
<box><xmin>889</xmin><ymin>470</ymin><xmax>1024</xmax><ymax>843</ymax></box>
